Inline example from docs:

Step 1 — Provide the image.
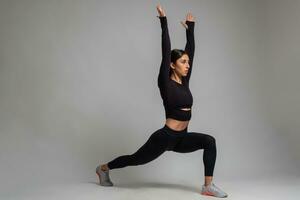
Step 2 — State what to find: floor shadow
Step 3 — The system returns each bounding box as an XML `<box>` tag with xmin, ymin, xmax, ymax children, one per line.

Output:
<box><xmin>88</xmin><ymin>181</ymin><xmax>200</xmax><ymax>193</ymax></box>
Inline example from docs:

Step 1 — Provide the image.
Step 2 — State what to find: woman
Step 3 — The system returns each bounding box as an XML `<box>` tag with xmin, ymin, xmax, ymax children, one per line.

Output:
<box><xmin>96</xmin><ymin>4</ymin><xmax>228</xmax><ymax>198</ymax></box>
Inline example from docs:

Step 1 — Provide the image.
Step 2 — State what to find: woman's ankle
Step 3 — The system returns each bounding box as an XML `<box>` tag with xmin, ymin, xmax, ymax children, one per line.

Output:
<box><xmin>101</xmin><ymin>164</ymin><xmax>109</xmax><ymax>171</ymax></box>
<box><xmin>204</xmin><ymin>176</ymin><xmax>213</xmax><ymax>186</ymax></box>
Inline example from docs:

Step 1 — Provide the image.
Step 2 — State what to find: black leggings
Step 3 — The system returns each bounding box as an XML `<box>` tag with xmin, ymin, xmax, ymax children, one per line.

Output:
<box><xmin>107</xmin><ymin>124</ymin><xmax>217</xmax><ymax>176</ymax></box>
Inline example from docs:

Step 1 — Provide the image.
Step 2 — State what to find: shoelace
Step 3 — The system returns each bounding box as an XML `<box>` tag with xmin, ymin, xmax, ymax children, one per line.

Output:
<box><xmin>207</xmin><ymin>183</ymin><xmax>220</xmax><ymax>192</ymax></box>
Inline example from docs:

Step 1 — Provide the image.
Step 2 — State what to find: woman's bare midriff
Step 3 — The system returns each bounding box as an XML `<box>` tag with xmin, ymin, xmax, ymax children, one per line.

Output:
<box><xmin>165</xmin><ymin>108</ymin><xmax>191</xmax><ymax>132</ymax></box>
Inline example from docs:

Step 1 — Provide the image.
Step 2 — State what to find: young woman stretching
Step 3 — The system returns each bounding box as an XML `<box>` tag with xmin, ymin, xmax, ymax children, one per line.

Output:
<box><xmin>96</xmin><ymin>4</ymin><xmax>228</xmax><ymax>198</ymax></box>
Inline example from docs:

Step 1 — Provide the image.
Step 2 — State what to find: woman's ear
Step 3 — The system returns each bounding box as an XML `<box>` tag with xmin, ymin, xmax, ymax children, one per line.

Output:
<box><xmin>170</xmin><ymin>62</ymin><xmax>175</xmax><ymax>70</ymax></box>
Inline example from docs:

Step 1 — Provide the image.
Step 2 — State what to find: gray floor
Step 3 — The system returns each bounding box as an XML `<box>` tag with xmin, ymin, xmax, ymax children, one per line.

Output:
<box><xmin>3</xmin><ymin>174</ymin><xmax>299</xmax><ymax>200</ymax></box>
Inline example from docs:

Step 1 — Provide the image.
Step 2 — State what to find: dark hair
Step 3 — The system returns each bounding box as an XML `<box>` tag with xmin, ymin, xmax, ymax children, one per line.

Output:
<box><xmin>170</xmin><ymin>49</ymin><xmax>188</xmax><ymax>76</ymax></box>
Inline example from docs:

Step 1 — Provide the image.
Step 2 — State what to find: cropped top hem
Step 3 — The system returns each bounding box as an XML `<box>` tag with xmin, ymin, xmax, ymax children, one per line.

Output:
<box><xmin>165</xmin><ymin>108</ymin><xmax>192</xmax><ymax>121</ymax></box>
<box><xmin>166</xmin><ymin>116</ymin><xmax>191</xmax><ymax>121</ymax></box>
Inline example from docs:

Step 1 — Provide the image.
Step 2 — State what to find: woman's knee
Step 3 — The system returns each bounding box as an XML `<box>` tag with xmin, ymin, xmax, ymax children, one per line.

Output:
<box><xmin>130</xmin><ymin>150</ymin><xmax>164</xmax><ymax>166</ymax></box>
<box><xmin>205</xmin><ymin>135</ymin><xmax>216</xmax><ymax>148</ymax></box>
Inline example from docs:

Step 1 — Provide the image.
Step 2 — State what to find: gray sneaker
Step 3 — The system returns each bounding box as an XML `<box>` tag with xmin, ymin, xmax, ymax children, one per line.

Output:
<box><xmin>201</xmin><ymin>182</ymin><xmax>228</xmax><ymax>198</ymax></box>
<box><xmin>96</xmin><ymin>165</ymin><xmax>114</xmax><ymax>186</ymax></box>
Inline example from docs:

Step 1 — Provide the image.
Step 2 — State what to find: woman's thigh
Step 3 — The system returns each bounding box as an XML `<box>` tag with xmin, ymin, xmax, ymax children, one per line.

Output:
<box><xmin>172</xmin><ymin>132</ymin><xmax>216</xmax><ymax>153</ymax></box>
<box><xmin>130</xmin><ymin>128</ymin><xmax>169</xmax><ymax>161</ymax></box>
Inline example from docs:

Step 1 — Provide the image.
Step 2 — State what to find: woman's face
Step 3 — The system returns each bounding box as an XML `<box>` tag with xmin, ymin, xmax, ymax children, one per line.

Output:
<box><xmin>170</xmin><ymin>54</ymin><xmax>190</xmax><ymax>77</ymax></box>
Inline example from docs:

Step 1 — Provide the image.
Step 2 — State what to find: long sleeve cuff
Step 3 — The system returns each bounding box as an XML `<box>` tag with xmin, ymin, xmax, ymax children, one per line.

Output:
<box><xmin>157</xmin><ymin>15</ymin><xmax>167</xmax><ymax>19</ymax></box>
<box><xmin>186</xmin><ymin>21</ymin><xmax>195</xmax><ymax>31</ymax></box>
<box><xmin>158</xmin><ymin>16</ymin><xmax>168</xmax><ymax>29</ymax></box>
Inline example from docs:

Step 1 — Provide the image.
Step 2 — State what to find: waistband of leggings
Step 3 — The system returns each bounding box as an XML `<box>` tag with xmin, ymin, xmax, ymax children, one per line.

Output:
<box><xmin>162</xmin><ymin>124</ymin><xmax>188</xmax><ymax>135</ymax></box>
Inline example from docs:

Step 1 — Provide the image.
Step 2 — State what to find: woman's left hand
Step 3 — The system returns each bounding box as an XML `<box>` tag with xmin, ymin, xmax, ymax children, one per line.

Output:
<box><xmin>186</xmin><ymin>12</ymin><xmax>195</xmax><ymax>22</ymax></box>
<box><xmin>180</xmin><ymin>12</ymin><xmax>195</xmax><ymax>29</ymax></box>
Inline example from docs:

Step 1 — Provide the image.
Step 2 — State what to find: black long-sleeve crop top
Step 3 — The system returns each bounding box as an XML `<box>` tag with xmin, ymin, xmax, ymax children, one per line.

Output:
<box><xmin>157</xmin><ymin>16</ymin><xmax>195</xmax><ymax>121</ymax></box>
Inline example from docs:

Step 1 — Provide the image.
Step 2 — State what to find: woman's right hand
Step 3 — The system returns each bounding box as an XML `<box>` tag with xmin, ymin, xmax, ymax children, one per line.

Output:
<box><xmin>156</xmin><ymin>4</ymin><xmax>166</xmax><ymax>17</ymax></box>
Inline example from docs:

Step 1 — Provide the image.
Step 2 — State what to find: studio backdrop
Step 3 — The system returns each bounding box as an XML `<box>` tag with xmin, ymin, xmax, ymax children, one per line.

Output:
<box><xmin>1</xmin><ymin>0</ymin><xmax>300</xmax><ymax>195</ymax></box>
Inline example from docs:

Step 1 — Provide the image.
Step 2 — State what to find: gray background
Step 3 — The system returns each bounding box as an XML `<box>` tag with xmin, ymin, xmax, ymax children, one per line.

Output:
<box><xmin>1</xmin><ymin>0</ymin><xmax>300</xmax><ymax>199</ymax></box>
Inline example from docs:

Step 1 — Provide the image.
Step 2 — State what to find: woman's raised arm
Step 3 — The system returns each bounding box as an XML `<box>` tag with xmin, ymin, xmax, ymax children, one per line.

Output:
<box><xmin>182</xmin><ymin>13</ymin><xmax>195</xmax><ymax>84</ymax></box>
<box><xmin>156</xmin><ymin>4</ymin><xmax>171</xmax><ymax>88</ymax></box>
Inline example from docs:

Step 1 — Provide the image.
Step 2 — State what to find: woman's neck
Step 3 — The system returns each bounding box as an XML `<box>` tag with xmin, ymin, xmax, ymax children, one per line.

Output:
<box><xmin>170</xmin><ymin>73</ymin><xmax>182</xmax><ymax>84</ymax></box>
